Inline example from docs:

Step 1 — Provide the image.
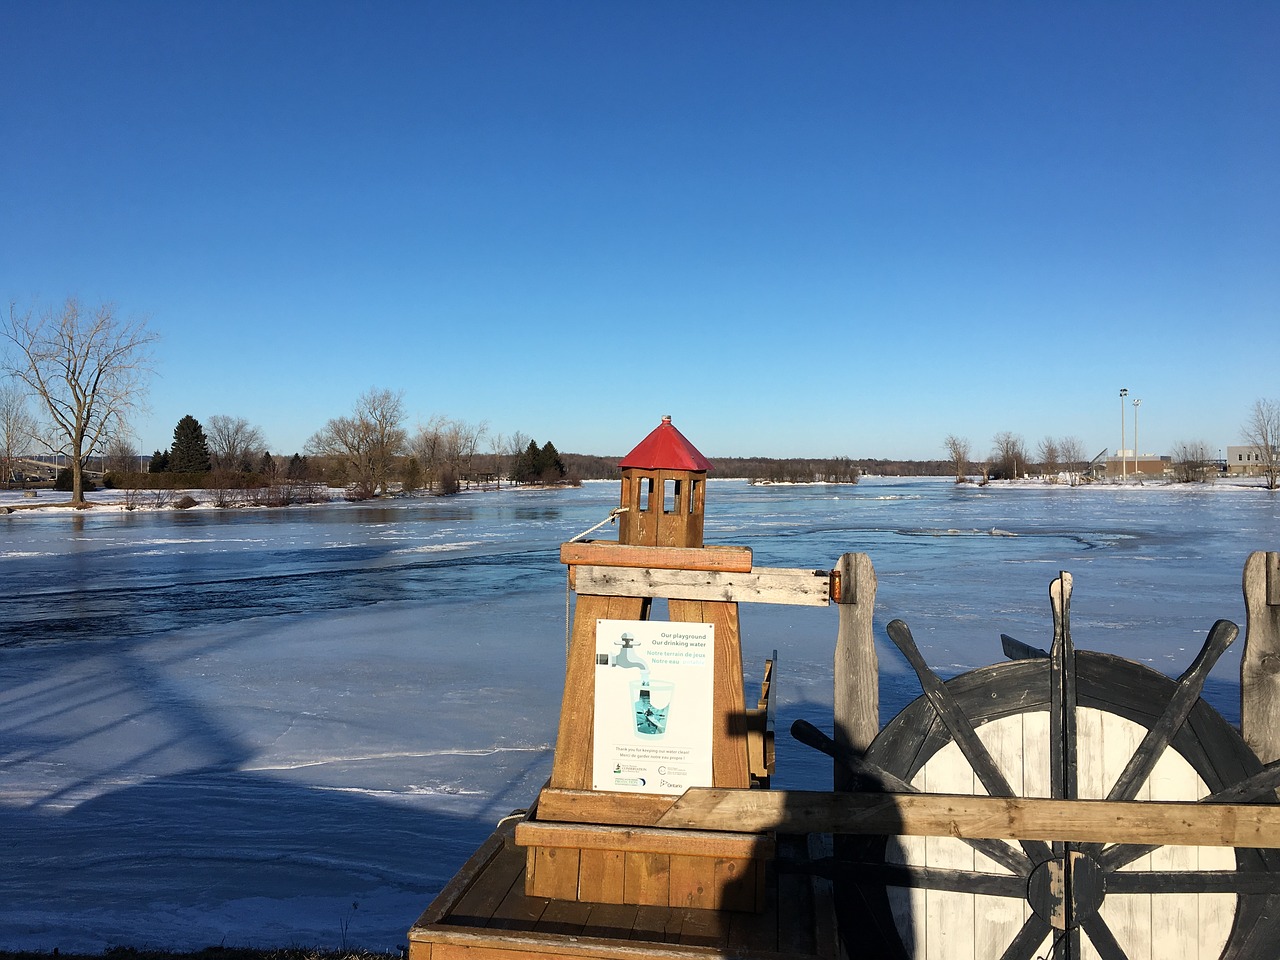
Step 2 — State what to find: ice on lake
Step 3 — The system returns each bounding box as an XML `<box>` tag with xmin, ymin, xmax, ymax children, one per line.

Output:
<box><xmin>2</xmin><ymin>478</ymin><xmax>1276</xmax><ymax>952</ymax></box>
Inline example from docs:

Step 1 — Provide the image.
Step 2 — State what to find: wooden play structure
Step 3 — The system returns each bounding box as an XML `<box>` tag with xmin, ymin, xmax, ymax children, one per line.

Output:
<box><xmin>408</xmin><ymin>418</ymin><xmax>1280</xmax><ymax>960</ymax></box>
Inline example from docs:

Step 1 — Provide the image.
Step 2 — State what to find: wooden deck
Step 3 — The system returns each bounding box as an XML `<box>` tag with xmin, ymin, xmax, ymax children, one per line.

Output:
<box><xmin>408</xmin><ymin>813</ymin><xmax>837</xmax><ymax>960</ymax></box>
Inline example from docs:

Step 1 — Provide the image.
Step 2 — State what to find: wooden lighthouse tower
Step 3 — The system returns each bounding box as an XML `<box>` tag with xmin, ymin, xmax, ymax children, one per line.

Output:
<box><xmin>518</xmin><ymin>415</ymin><xmax>767</xmax><ymax>909</ymax></box>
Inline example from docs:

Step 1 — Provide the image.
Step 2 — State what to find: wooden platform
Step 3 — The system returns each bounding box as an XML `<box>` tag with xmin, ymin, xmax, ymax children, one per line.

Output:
<box><xmin>408</xmin><ymin>813</ymin><xmax>837</xmax><ymax>960</ymax></box>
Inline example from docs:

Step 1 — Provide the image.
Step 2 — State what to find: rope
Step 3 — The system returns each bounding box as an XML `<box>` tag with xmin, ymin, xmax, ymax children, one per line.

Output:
<box><xmin>565</xmin><ymin>507</ymin><xmax>629</xmax><ymax>651</ymax></box>
<box><xmin>567</xmin><ymin>506</ymin><xmax>628</xmax><ymax>543</ymax></box>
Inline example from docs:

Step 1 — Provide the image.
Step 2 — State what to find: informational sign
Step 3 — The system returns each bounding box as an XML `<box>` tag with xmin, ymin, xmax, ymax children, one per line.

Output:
<box><xmin>592</xmin><ymin>619</ymin><xmax>715</xmax><ymax>795</ymax></box>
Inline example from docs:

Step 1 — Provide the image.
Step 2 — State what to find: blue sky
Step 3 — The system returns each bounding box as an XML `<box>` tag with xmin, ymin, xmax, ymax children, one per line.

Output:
<box><xmin>3</xmin><ymin>2</ymin><xmax>1276</xmax><ymax>461</ymax></box>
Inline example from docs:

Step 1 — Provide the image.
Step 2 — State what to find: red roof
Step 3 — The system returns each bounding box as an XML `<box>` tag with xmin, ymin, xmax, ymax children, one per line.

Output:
<box><xmin>619</xmin><ymin>416</ymin><xmax>713</xmax><ymax>472</ymax></box>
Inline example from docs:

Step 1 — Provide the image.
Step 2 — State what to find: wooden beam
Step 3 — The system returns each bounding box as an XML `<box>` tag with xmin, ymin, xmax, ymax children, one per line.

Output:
<box><xmin>1242</xmin><ymin>551</ymin><xmax>1280</xmax><ymax>765</ymax></box>
<box><xmin>536</xmin><ymin>788</ymin><xmax>677</xmax><ymax>826</ymax></box>
<box><xmin>652</xmin><ymin>787</ymin><xmax>1280</xmax><ymax>850</ymax></box>
<box><xmin>515</xmin><ymin>819</ymin><xmax>773</xmax><ymax>859</ymax></box>
<box><xmin>833</xmin><ymin>553</ymin><xmax>878</xmax><ymax>784</ymax></box>
<box><xmin>571</xmin><ymin>565</ymin><xmax>832</xmax><ymax>607</ymax></box>
<box><xmin>560</xmin><ymin>541</ymin><xmax>753</xmax><ymax>573</ymax></box>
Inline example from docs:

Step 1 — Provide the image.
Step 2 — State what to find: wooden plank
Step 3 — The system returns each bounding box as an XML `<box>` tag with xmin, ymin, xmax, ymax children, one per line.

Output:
<box><xmin>629</xmin><ymin>904</ymin><xmax>677</xmax><ymax>943</ymax></box>
<box><xmin>1242</xmin><ymin>550</ymin><xmax>1280</xmax><ymax>765</ymax></box>
<box><xmin>516</xmin><ymin>819</ymin><xmax>772</xmax><ymax>858</ymax></box>
<box><xmin>491</xmin><ymin>865</ymin><xmax>552</xmax><ymax>932</ymax></box>
<box><xmin>534</xmin><ymin>788</ymin><xmax>676</xmax><ymax>826</ymax></box>
<box><xmin>624</xmin><ymin>851</ymin><xmax>671</xmax><ymax>905</ymax></box>
<box><xmin>578</xmin><ymin>847</ymin><xmax>627</xmax><ymax>904</ymax></box>
<box><xmin>413</xmin><ymin>816</ymin><xmax>518</xmax><ymax>928</ymax></box>
<box><xmin>832</xmin><ymin>553</ymin><xmax>877</xmax><ymax>787</ymax></box>
<box><xmin>550</xmin><ymin>594</ymin><xmax>648</xmax><ymax>789</ymax></box>
<box><xmin>560</xmin><ymin>541</ymin><xmax>753</xmax><ymax>573</ymax></box>
<box><xmin>774</xmin><ymin>835</ymin><xmax>818</xmax><ymax>956</ymax></box>
<box><xmin>536</xmin><ymin>897</ymin><xmax>594</xmax><ymax>938</ymax></box>
<box><xmin>668</xmin><ymin>597</ymin><xmax>751</xmax><ymax>788</ymax></box>
<box><xmin>529</xmin><ymin>846</ymin><xmax>580</xmax><ymax>902</ymax></box>
<box><xmin>581</xmin><ymin>902</ymin><xmax>642</xmax><ymax>943</ymax></box>
<box><xmin>572</xmin><ymin>565</ymin><xmax>832</xmax><ymax>607</ymax></box>
<box><xmin>714</xmin><ymin>856</ymin><xmax>760</xmax><ymax>913</ymax></box>
<box><xmin>674</xmin><ymin>905</ymin><xmax>729</xmax><ymax>947</ymax></box>
<box><xmin>726</xmin><ymin>882</ymin><xmax>779</xmax><ymax>950</ymax></box>
<box><xmin>668</xmin><ymin>854</ymin><xmax>717</xmax><ymax>909</ymax></box>
<box><xmin>425</xmin><ymin>928</ymin><xmax>720</xmax><ymax>960</ymax></box>
<box><xmin>651</xmin><ymin>787</ymin><xmax>1280</xmax><ymax>849</ymax></box>
<box><xmin>446</xmin><ymin>838</ymin><xmax>527</xmax><ymax>929</ymax></box>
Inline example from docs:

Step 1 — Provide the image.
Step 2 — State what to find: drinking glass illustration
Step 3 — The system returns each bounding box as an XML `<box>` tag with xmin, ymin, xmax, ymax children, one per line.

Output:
<box><xmin>630</xmin><ymin>679</ymin><xmax>674</xmax><ymax>737</ymax></box>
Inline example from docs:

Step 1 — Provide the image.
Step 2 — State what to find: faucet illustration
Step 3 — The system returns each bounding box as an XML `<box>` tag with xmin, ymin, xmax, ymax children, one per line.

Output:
<box><xmin>607</xmin><ymin>633</ymin><xmax>649</xmax><ymax>673</ymax></box>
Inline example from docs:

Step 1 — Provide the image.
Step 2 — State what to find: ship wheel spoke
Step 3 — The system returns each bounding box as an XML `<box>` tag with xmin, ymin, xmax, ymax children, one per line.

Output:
<box><xmin>791</xmin><ymin>718</ymin><xmax>1032</xmax><ymax>876</ymax></box>
<box><xmin>887</xmin><ymin>618</ymin><xmax>1054</xmax><ymax>867</ymax></box>
<box><xmin>812</xmin><ymin>859</ymin><xmax>1027</xmax><ymax>897</ymax></box>
<box><xmin>1104</xmin><ymin>619</ymin><xmax>1237</xmax><ymax>804</ymax></box>
<box><xmin>1080</xmin><ymin>912</ymin><xmax>1129</xmax><ymax>960</ymax></box>
<box><xmin>996</xmin><ymin>913</ymin><xmax>1054</xmax><ymax>960</ymax></box>
<box><xmin>1106</xmin><ymin>868</ymin><xmax>1280</xmax><ymax>895</ymax></box>
<box><xmin>1048</xmin><ymin>573</ymin><xmax>1077</xmax><ymax>811</ymax></box>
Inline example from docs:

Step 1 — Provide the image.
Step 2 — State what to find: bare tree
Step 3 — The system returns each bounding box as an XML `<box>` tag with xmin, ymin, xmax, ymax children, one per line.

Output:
<box><xmin>1241</xmin><ymin>398</ymin><xmax>1280</xmax><ymax>490</ymax></box>
<box><xmin>409</xmin><ymin>415</ymin><xmax>449</xmax><ymax>490</ymax></box>
<box><xmin>3</xmin><ymin>299</ymin><xmax>158</xmax><ymax>503</ymax></box>
<box><xmin>1172</xmin><ymin>439</ymin><xmax>1215</xmax><ymax>483</ymax></box>
<box><xmin>443</xmin><ymin>418</ymin><xmax>488</xmax><ymax>482</ymax></box>
<box><xmin>1058</xmin><ymin>436</ymin><xmax>1085</xmax><ymax>485</ymax></box>
<box><xmin>503</xmin><ymin>431</ymin><xmax>531</xmax><ymax>477</ymax></box>
<box><xmin>1036</xmin><ymin>437</ymin><xmax>1060</xmax><ymax>478</ymax></box>
<box><xmin>990</xmin><ymin>431</ymin><xmax>1027</xmax><ymax>480</ymax></box>
<box><xmin>943</xmin><ymin>434</ymin><xmax>971</xmax><ymax>483</ymax></box>
<box><xmin>306</xmin><ymin>388</ymin><xmax>406</xmax><ymax>498</ymax></box>
<box><xmin>408</xmin><ymin>415</ymin><xmax>488</xmax><ymax>490</ymax></box>
<box><xmin>1</xmin><ymin>381</ymin><xmax>38</xmax><ymax>487</ymax></box>
<box><xmin>103</xmin><ymin>435</ymin><xmax>140</xmax><ymax>474</ymax></box>
<box><xmin>206</xmin><ymin>415</ymin><xmax>268</xmax><ymax>472</ymax></box>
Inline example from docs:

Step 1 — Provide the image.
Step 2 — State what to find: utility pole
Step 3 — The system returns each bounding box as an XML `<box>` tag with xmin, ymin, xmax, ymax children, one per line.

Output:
<box><xmin>1133</xmin><ymin>398</ymin><xmax>1142</xmax><ymax>479</ymax></box>
<box><xmin>1120</xmin><ymin>388</ymin><xmax>1129</xmax><ymax>480</ymax></box>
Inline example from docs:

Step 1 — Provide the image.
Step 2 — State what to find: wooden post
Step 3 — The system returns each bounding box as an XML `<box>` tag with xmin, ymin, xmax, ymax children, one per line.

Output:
<box><xmin>1241</xmin><ymin>550</ymin><xmax>1280</xmax><ymax>764</ymax></box>
<box><xmin>667</xmin><ymin>598</ymin><xmax>751</xmax><ymax>788</ymax></box>
<box><xmin>832</xmin><ymin>552</ymin><xmax>877</xmax><ymax>791</ymax></box>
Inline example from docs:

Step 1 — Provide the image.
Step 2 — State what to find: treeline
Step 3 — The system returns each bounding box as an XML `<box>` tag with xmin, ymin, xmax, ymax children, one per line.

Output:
<box><xmin>558</xmin><ymin>454</ymin><xmax>952</xmax><ymax>482</ymax></box>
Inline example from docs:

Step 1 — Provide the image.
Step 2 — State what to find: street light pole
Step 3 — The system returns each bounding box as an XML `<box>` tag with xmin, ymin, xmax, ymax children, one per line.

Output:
<box><xmin>1133</xmin><ymin>398</ymin><xmax>1142</xmax><ymax>479</ymax></box>
<box><xmin>1120</xmin><ymin>388</ymin><xmax>1129</xmax><ymax>481</ymax></box>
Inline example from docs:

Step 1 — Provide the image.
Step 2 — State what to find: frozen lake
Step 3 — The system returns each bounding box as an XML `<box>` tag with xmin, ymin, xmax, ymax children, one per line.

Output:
<box><xmin>2</xmin><ymin>477</ymin><xmax>1277</xmax><ymax>952</ymax></box>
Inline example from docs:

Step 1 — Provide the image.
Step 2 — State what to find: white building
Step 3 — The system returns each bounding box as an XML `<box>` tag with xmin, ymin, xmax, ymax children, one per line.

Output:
<box><xmin>1226</xmin><ymin>445</ymin><xmax>1271</xmax><ymax>476</ymax></box>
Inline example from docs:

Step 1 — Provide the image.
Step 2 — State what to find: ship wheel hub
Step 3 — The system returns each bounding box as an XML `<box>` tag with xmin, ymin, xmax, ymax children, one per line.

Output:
<box><xmin>1027</xmin><ymin>852</ymin><xmax>1106</xmax><ymax>930</ymax></box>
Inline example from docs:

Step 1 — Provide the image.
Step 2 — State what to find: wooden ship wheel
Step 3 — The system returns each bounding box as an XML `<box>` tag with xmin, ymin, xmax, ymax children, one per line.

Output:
<box><xmin>797</xmin><ymin>572</ymin><xmax>1280</xmax><ymax>960</ymax></box>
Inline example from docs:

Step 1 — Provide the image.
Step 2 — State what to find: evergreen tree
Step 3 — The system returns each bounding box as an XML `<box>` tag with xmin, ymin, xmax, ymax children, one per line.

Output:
<box><xmin>148</xmin><ymin>449</ymin><xmax>170</xmax><ymax>473</ymax></box>
<box><xmin>511</xmin><ymin>439</ymin><xmax>540</xmax><ymax>484</ymax></box>
<box><xmin>169</xmin><ymin>415</ymin><xmax>211</xmax><ymax>473</ymax></box>
<box><xmin>537</xmin><ymin>441</ymin><xmax>566</xmax><ymax>481</ymax></box>
<box><xmin>286</xmin><ymin>453</ymin><xmax>307</xmax><ymax>479</ymax></box>
<box><xmin>510</xmin><ymin>440</ymin><xmax>566</xmax><ymax>484</ymax></box>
